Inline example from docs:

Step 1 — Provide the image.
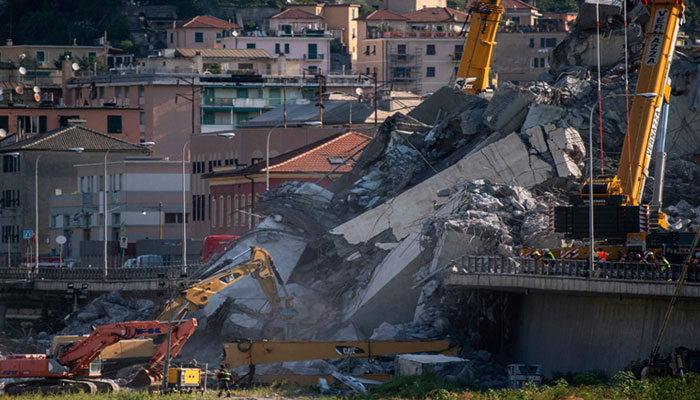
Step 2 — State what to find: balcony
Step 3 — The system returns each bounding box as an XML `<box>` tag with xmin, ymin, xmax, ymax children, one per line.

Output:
<box><xmin>203</xmin><ymin>97</ymin><xmax>267</xmax><ymax>109</ymax></box>
<box><xmin>303</xmin><ymin>53</ymin><xmax>325</xmax><ymax>61</ymax></box>
<box><xmin>368</xmin><ymin>31</ymin><xmax>464</xmax><ymax>39</ymax></box>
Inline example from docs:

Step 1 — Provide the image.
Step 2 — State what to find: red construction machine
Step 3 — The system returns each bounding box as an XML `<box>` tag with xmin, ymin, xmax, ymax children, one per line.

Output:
<box><xmin>0</xmin><ymin>318</ymin><xmax>197</xmax><ymax>394</ymax></box>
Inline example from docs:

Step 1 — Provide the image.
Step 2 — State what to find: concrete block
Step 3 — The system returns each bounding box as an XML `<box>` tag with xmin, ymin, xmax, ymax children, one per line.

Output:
<box><xmin>522</xmin><ymin>104</ymin><xmax>566</xmax><ymax>132</ymax></box>
<box><xmin>546</xmin><ymin>126</ymin><xmax>584</xmax><ymax>178</ymax></box>
<box><xmin>484</xmin><ymin>83</ymin><xmax>537</xmax><ymax>134</ymax></box>
<box><xmin>523</xmin><ymin>126</ymin><xmax>548</xmax><ymax>154</ymax></box>
<box><xmin>395</xmin><ymin>354</ymin><xmax>470</xmax><ymax>377</ymax></box>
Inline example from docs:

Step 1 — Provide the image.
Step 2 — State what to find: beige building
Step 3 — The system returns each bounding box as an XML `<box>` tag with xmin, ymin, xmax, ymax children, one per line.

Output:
<box><xmin>166</xmin><ymin>15</ymin><xmax>241</xmax><ymax>49</ymax></box>
<box><xmin>285</xmin><ymin>4</ymin><xmax>362</xmax><ymax>63</ymax></box>
<box><xmin>0</xmin><ymin>42</ymin><xmax>104</xmax><ymax>68</ymax></box>
<box><xmin>365</xmin><ymin>0</ymin><xmax>446</xmax><ymax>14</ymax></box>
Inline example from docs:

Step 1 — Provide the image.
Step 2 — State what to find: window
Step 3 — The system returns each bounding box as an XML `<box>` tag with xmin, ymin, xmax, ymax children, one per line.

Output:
<box><xmin>195</xmin><ymin>32</ymin><xmax>204</xmax><ymax>43</ymax></box>
<box><xmin>124</xmin><ymin>86</ymin><xmax>130</xmax><ymax>99</ymax></box>
<box><xmin>234</xmin><ymin>195</ymin><xmax>239</xmax><ymax>226</ymax></box>
<box><xmin>352</xmin><ymin>9</ymin><xmax>356</xmax><ymax>18</ymax></box>
<box><xmin>170</xmin><ymin>33</ymin><xmax>174</xmax><ymax>43</ymax></box>
<box><xmin>545</xmin><ymin>38</ymin><xmax>557</xmax><ymax>47</ymax></box>
<box><xmin>165</xmin><ymin>213</ymin><xmax>186</xmax><ymax>223</ymax></box>
<box><xmin>226</xmin><ymin>195</ymin><xmax>231</xmax><ymax>227</ymax></box>
<box><xmin>112</xmin><ymin>213</ymin><xmax>121</xmax><ymax>225</ymax></box>
<box><xmin>88</xmin><ymin>52</ymin><xmax>96</xmax><ymax>59</ymax></box>
<box><xmin>352</xmin><ymin>28</ymin><xmax>356</xmax><ymax>39</ymax></box>
<box><xmin>246</xmin><ymin>43</ymin><xmax>256</xmax><ymax>49</ymax></box>
<box><xmin>426</xmin><ymin>67</ymin><xmax>435</xmax><ymax>77</ymax></box>
<box><xmin>1</xmin><ymin>190</ymin><xmax>19</xmax><ymax>208</ymax></box>
<box><xmin>1</xmin><ymin>225</ymin><xmax>20</xmax><ymax>243</ymax></box>
<box><xmin>540</xmin><ymin>38</ymin><xmax>545</xmax><ymax>48</ymax></box>
<box><xmin>0</xmin><ymin>115</ymin><xmax>7</xmax><ymax>133</ymax></box>
<box><xmin>39</xmin><ymin>116</ymin><xmax>46</xmax><ymax>133</ymax></box>
<box><xmin>116</xmin><ymin>86</ymin><xmax>122</xmax><ymax>99</ymax></box>
<box><xmin>365</xmin><ymin>45</ymin><xmax>370</xmax><ymax>56</ymax></box>
<box><xmin>397</xmin><ymin>44</ymin><xmax>406</xmax><ymax>54</ymax></box>
<box><xmin>511</xmin><ymin>16</ymin><xmax>520</xmax><ymax>24</ymax></box>
<box><xmin>284</xmin><ymin>43</ymin><xmax>289</xmax><ymax>53</ymax></box>
<box><xmin>275</xmin><ymin>43</ymin><xmax>281</xmax><ymax>54</ymax></box>
<box><xmin>17</xmin><ymin>116</ymin><xmax>38</xmax><ymax>134</ymax></box>
<box><xmin>36</xmin><ymin>51</ymin><xmax>45</xmax><ymax>62</ymax></box>
<box><xmin>529</xmin><ymin>38</ymin><xmax>535</xmax><ymax>48</ymax></box>
<box><xmin>239</xmin><ymin>195</ymin><xmax>246</xmax><ymax>226</ymax></box>
<box><xmin>107</xmin><ymin>115</ymin><xmax>122</xmax><ymax>133</ymax></box>
<box><xmin>532</xmin><ymin>57</ymin><xmax>547</xmax><ymax>68</ymax></box>
<box><xmin>426</xmin><ymin>44</ymin><xmax>436</xmax><ymax>55</ymax></box>
<box><xmin>211</xmin><ymin>197</ymin><xmax>216</xmax><ymax>228</ymax></box>
<box><xmin>454</xmin><ymin>44</ymin><xmax>463</xmax><ymax>60</ymax></box>
<box><xmin>3</xmin><ymin>155</ymin><xmax>19</xmax><ymax>173</ymax></box>
<box><xmin>238</xmin><ymin>63</ymin><xmax>253</xmax><ymax>70</ymax></box>
<box><xmin>138</xmin><ymin>85</ymin><xmax>145</xmax><ymax>104</ymax></box>
<box><xmin>139</xmin><ymin>111</ymin><xmax>145</xmax><ymax>126</ymax></box>
<box><xmin>372</xmin><ymin>45</ymin><xmax>376</xmax><ymax>55</ymax></box>
<box><xmin>219</xmin><ymin>195</ymin><xmax>224</xmax><ymax>228</ymax></box>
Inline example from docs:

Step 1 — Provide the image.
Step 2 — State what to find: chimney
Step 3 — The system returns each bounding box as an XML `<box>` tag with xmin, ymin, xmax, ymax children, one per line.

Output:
<box><xmin>67</xmin><ymin>119</ymin><xmax>87</xmax><ymax>128</ymax></box>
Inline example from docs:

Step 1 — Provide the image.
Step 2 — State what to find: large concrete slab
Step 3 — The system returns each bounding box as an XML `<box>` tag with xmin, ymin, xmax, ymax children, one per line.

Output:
<box><xmin>332</xmin><ymin>132</ymin><xmax>552</xmax><ymax>244</ymax></box>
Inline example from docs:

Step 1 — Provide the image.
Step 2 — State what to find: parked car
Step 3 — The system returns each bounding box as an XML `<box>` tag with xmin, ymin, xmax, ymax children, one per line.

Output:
<box><xmin>122</xmin><ymin>255</ymin><xmax>164</xmax><ymax>268</ymax></box>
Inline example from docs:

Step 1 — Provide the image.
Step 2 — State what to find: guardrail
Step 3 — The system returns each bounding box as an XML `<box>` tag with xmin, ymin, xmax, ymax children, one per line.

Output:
<box><xmin>454</xmin><ymin>256</ymin><xmax>697</xmax><ymax>283</ymax></box>
<box><xmin>0</xmin><ymin>264</ymin><xmax>205</xmax><ymax>282</ymax></box>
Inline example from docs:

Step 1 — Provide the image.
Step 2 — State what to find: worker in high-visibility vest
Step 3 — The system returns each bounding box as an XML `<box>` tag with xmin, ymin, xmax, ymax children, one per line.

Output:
<box><xmin>656</xmin><ymin>253</ymin><xmax>672</xmax><ymax>282</ymax></box>
<box><xmin>217</xmin><ymin>364</ymin><xmax>232</xmax><ymax>397</ymax></box>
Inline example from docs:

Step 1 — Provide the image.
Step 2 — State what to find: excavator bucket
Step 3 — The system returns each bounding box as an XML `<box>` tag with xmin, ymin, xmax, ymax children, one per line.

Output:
<box><xmin>126</xmin><ymin>367</ymin><xmax>161</xmax><ymax>388</ymax></box>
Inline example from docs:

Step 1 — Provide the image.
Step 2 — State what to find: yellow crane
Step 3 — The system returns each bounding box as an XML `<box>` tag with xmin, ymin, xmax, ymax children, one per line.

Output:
<box><xmin>455</xmin><ymin>0</ymin><xmax>504</xmax><ymax>95</ymax></box>
<box><xmin>156</xmin><ymin>246</ymin><xmax>293</xmax><ymax>321</ymax></box>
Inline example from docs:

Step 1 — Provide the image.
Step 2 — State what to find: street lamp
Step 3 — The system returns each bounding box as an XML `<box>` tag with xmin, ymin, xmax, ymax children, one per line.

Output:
<box><xmin>104</xmin><ymin>142</ymin><xmax>154</xmax><ymax>278</ymax></box>
<box><xmin>141</xmin><ymin>202</ymin><xmax>163</xmax><ymax>240</ymax></box>
<box><xmin>266</xmin><ymin>121</ymin><xmax>322</xmax><ymax>191</ymax></box>
<box><xmin>181</xmin><ymin>132</ymin><xmax>235</xmax><ymax>276</ymax></box>
<box><xmin>587</xmin><ymin>92</ymin><xmax>656</xmax><ymax>276</ymax></box>
<box><xmin>35</xmin><ymin>147</ymin><xmax>84</xmax><ymax>276</ymax></box>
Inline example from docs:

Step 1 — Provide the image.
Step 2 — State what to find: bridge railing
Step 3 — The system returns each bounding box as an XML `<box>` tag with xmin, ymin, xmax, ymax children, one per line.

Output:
<box><xmin>0</xmin><ymin>264</ymin><xmax>205</xmax><ymax>281</ymax></box>
<box><xmin>455</xmin><ymin>256</ymin><xmax>696</xmax><ymax>283</ymax></box>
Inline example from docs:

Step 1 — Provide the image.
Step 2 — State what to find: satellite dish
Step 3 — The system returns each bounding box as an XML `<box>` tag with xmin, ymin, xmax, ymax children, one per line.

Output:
<box><xmin>18</xmin><ymin>66</ymin><xmax>26</xmax><ymax>75</ymax></box>
<box><xmin>0</xmin><ymin>129</ymin><xmax>6</xmax><ymax>138</ymax></box>
<box><xmin>33</xmin><ymin>86</ymin><xmax>40</xmax><ymax>93</ymax></box>
<box><xmin>19</xmin><ymin>53</ymin><xmax>26</xmax><ymax>60</ymax></box>
<box><xmin>355</xmin><ymin>87</ymin><xmax>364</xmax><ymax>96</ymax></box>
<box><xmin>71</xmin><ymin>62</ymin><xmax>80</xmax><ymax>71</ymax></box>
<box><xmin>232</xmin><ymin>31</ymin><xmax>239</xmax><ymax>37</ymax></box>
<box><xmin>55</xmin><ymin>235</ymin><xmax>67</xmax><ymax>245</ymax></box>
<box><xmin>15</xmin><ymin>86</ymin><xmax>23</xmax><ymax>95</ymax></box>
<box><xmin>34</xmin><ymin>93</ymin><xmax>41</xmax><ymax>102</ymax></box>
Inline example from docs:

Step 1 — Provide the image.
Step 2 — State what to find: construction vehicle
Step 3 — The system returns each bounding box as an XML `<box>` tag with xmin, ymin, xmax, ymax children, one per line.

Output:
<box><xmin>454</xmin><ymin>0</ymin><xmax>504</xmax><ymax>95</ymax></box>
<box><xmin>549</xmin><ymin>0</ymin><xmax>688</xmax><ymax>257</ymax></box>
<box><xmin>221</xmin><ymin>339</ymin><xmax>458</xmax><ymax>387</ymax></box>
<box><xmin>155</xmin><ymin>246</ymin><xmax>293</xmax><ymax>321</ymax></box>
<box><xmin>201</xmin><ymin>235</ymin><xmax>240</xmax><ymax>263</ymax></box>
<box><xmin>166</xmin><ymin>365</ymin><xmax>203</xmax><ymax>392</ymax></box>
<box><xmin>0</xmin><ymin>318</ymin><xmax>197</xmax><ymax>394</ymax></box>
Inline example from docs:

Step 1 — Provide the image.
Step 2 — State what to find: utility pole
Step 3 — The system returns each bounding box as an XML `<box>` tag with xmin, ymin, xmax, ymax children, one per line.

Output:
<box><xmin>318</xmin><ymin>68</ymin><xmax>323</xmax><ymax>126</ymax></box>
<box><xmin>283</xmin><ymin>87</ymin><xmax>287</xmax><ymax>128</ymax></box>
<box><xmin>373</xmin><ymin>71</ymin><xmax>378</xmax><ymax>127</ymax></box>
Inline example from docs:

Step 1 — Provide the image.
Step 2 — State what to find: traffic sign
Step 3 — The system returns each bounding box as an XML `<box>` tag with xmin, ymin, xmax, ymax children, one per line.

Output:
<box><xmin>56</xmin><ymin>235</ymin><xmax>67</xmax><ymax>245</ymax></box>
<box><xmin>23</xmin><ymin>230</ymin><xmax>33</xmax><ymax>239</ymax></box>
<box><xmin>119</xmin><ymin>236</ymin><xmax>128</xmax><ymax>249</ymax></box>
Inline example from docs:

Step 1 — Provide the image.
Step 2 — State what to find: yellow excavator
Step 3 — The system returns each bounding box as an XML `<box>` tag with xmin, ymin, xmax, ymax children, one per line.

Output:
<box><xmin>155</xmin><ymin>246</ymin><xmax>293</xmax><ymax>321</ymax></box>
<box><xmin>454</xmin><ymin>0</ymin><xmax>504</xmax><ymax>95</ymax></box>
<box><xmin>550</xmin><ymin>0</ymin><xmax>686</xmax><ymax>258</ymax></box>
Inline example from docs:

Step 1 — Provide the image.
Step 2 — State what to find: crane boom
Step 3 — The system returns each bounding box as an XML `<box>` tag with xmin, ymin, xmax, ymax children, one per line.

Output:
<box><xmin>455</xmin><ymin>0</ymin><xmax>503</xmax><ymax>94</ymax></box>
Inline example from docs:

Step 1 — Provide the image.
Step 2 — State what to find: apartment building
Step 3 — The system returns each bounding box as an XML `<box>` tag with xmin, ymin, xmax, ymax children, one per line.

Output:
<box><xmin>364</xmin><ymin>0</ymin><xmax>446</xmax><ymax>14</ymax></box>
<box><xmin>48</xmin><ymin>157</ymin><xmax>187</xmax><ymax>258</ymax></box>
<box><xmin>0</xmin><ymin>125</ymin><xmax>149</xmax><ymax>266</ymax></box>
<box><xmin>166</xmin><ymin>15</ymin><xmax>241</xmax><ymax>49</ymax></box>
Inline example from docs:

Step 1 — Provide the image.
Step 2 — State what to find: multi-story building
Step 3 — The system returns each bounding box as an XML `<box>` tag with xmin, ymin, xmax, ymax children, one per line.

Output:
<box><xmin>0</xmin><ymin>123</ymin><xmax>149</xmax><ymax>267</ymax></box>
<box><xmin>203</xmin><ymin>131</ymin><xmax>371</xmax><ymax>236</ymax></box>
<box><xmin>0</xmin><ymin>41</ymin><xmax>134</xmax><ymax>71</ymax></box>
<box><xmin>499</xmin><ymin>0</ymin><xmax>541</xmax><ymax>28</ymax></box>
<box><xmin>356</xmin><ymin>5</ymin><xmax>570</xmax><ymax>94</ymax></box>
<box><xmin>141</xmin><ymin>48</ymin><xmax>282</xmax><ymax>75</ymax></box>
<box><xmin>48</xmin><ymin>156</ymin><xmax>187</xmax><ymax>258</ymax></box>
<box><xmin>285</xmin><ymin>3</ymin><xmax>362</xmax><ymax>66</ymax></box>
<box><xmin>364</xmin><ymin>0</ymin><xmax>446</xmax><ymax>14</ymax></box>
<box><xmin>222</xmin><ymin>14</ymin><xmax>332</xmax><ymax>75</ymax></box>
<box><xmin>166</xmin><ymin>15</ymin><xmax>241</xmax><ymax>49</ymax></box>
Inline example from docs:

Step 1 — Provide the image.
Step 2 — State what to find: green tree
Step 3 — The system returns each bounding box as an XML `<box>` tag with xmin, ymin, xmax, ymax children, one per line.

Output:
<box><xmin>447</xmin><ymin>0</ymin><xmax>467</xmax><ymax>11</ymax></box>
<box><xmin>116</xmin><ymin>39</ymin><xmax>134</xmax><ymax>54</ymax></box>
<box><xmin>535</xmin><ymin>0</ymin><xmax>577</xmax><ymax>13</ymax></box>
<box><xmin>106</xmin><ymin>14</ymin><xmax>130</xmax><ymax>43</ymax></box>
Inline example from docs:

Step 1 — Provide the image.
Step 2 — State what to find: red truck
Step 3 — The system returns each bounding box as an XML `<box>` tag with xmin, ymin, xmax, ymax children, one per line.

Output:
<box><xmin>201</xmin><ymin>235</ymin><xmax>240</xmax><ymax>263</ymax></box>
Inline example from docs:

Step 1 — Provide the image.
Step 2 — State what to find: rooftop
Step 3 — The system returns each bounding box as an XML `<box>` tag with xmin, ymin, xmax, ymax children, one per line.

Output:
<box><xmin>271</xmin><ymin>9</ymin><xmax>323</xmax><ymax>20</ymax></box>
<box><xmin>239</xmin><ymin>101</ymin><xmax>374</xmax><ymax>128</ymax></box>
<box><xmin>0</xmin><ymin>125</ymin><xmax>151</xmax><ymax>153</ymax></box>
<box><xmin>356</xmin><ymin>10</ymin><xmax>409</xmax><ymax>21</ymax></box>
<box><xmin>175</xmin><ymin>48</ymin><xmax>272</xmax><ymax>60</ymax></box>
<box><xmin>402</xmin><ymin>7</ymin><xmax>468</xmax><ymax>23</ymax></box>
<box><xmin>175</xmin><ymin>15</ymin><xmax>241</xmax><ymax>30</ymax></box>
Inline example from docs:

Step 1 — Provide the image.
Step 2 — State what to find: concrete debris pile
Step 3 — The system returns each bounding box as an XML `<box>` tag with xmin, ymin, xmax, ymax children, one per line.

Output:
<box><xmin>62</xmin><ymin>292</ymin><xmax>154</xmax><ymax>334</ymax></box>
<box><xmin>665</xmin><ymin>199</ymin><xmax>700</xmax><ymax>232</ymax></box>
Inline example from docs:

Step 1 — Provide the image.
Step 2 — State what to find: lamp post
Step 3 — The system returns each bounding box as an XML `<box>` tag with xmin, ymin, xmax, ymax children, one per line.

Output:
<box><xmin>266</xmin><ymin>121</ymin><xmax>321</xmax><ymax>191</ymax></box>
<box><xmin>104</xmin><ymin>142</ymin><xmax>153</xmax><ymax>278</ymax></box>
<box><xmin>587</xmin><ymin>91</ymin><xmax>657</xmax><ymax>276</ymax></box>
<box><xmin>181</xmin><ymin>132</ymin><xmax>235</xmax><ymax>276</ymax></box>
<box><xmin>34</xmin><ymin>148</ymin><xmax>84</xmax><ymax>276</ymax></box>
<box><xmin>140</xmin><ymin>202</ymin><xmax>163</xmax><ymax>239</ymax></box>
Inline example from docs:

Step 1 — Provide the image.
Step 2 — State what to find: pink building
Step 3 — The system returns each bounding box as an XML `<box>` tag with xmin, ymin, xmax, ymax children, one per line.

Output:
<box><xmin>0</xmin><ymin>107</ymin><xmax>141</xmax><ymax>144</ymax></box>
<box><xmin>166</xmin><ymin>15</ymin><xmax>241</xmax><ymax>49</ymax></box>
<box><xmin>203</xmin><ymin>131</ymin><xmax>371</xmax><ymax>236</ymax></box>
<box><xmin>269</xmin><ymin>9</ymin><xmax>325</xmax><ymax>33</ymax></box>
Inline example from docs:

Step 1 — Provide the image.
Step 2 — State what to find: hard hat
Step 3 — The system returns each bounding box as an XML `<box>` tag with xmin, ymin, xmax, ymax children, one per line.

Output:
<box><xmin>544</xmin><ymin>248</ymin><xmax>549</xmax><ymax>252</ymax></box>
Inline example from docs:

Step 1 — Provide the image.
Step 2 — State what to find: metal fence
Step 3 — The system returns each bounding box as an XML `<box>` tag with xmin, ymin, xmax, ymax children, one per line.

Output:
<box><xmin>455</xmin><ymin>256</ymin><xmax>697</xmax><ymax>283</ymax></box>
<box><xmin>0</xmin><ymin>264</ymin><xmax>205</xmax><ymax>281</ymax></box>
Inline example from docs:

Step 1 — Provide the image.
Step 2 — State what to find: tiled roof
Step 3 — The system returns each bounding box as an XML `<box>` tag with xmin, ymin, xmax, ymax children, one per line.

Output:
<box><xmin>402</xmin><ymin>7</ymin><xmax>468</xmax><ymax>23</ymax></box>
<box><xmin>176</xmin><ymin>15</ymin><xmax>241</xmax><ymax>29</ymax></box>
<box><xmin>356</xmin><ymin>10</ymin><xmax>409</xmax><ymax>21</ymax></box>
<box><xmin>271</xmin><ymin>9</ymin><xmax>323</xmax><ymax>20</ymax></box>
<box><xmin>175</xmin><ymin>48</ymin><xmax>272</xmax><ymax>59</ymax></box>
<box><xmin>206</xmin><ymin>131</ymin><xmax>371</xmax><ymax>178</ymax></box>
<box><xmin>468</xmin><ymin>0</ymin><xmax>537</xmax><ymax>11</ymax></box>
<box><xmin>0</xmin><ymin>125</ymin><xmax>151</xmax><ymax>153</ymax></box>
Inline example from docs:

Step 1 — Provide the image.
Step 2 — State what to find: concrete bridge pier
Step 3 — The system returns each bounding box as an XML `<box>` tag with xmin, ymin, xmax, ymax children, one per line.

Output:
<box><xmin>0</xmin><ymin>303</ymin><xmax>6</xmax><ymax>333</ymax></box>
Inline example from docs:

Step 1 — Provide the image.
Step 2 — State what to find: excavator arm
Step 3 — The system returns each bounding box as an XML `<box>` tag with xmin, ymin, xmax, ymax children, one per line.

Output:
<box><xmin>56</xmin><ymin>318</ymin><xmax>197</xmax><ymax>376</ymax></box>
<box><xmin>156</xmin><ymin>246</ymin><xmax>292</xmax><ymax>321</ymax></box>
<box><xmin>455</xmin><ymin>0</ymin><xmax>503</xmax><ymax>94</ymax></box>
